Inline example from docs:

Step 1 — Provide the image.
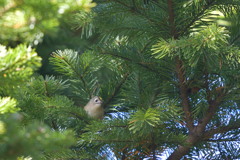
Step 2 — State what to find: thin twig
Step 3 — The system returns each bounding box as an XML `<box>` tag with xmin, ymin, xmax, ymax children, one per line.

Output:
<box><xmin>103</xmin><ymin>72</ymin><xmax>130</xmax><ymax>109</ymax></box>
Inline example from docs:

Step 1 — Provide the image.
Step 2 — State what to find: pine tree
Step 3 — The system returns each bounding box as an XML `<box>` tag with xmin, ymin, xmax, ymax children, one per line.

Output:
<box><xmin>47</xmin><ymin>0</ymin><xmax>239</xmax><ymax>159</ymax></box>
<box><xmin>1</xmin><ymin>0</ymin><xmax>240</xmax><ymax>159</ymax></box>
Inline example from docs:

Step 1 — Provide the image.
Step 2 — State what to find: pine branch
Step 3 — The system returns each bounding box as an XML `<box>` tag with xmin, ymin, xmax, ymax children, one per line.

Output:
<box><xmin>103</xmin><ymin>72</ymin><xmax>130</xmax><ymax>109</ymax></box>
<box><xmin>179</xmin><ymin>0</ymin><xmax>217</xmax><ymax>36</ymax></box>
<box><xmin>53</xmin><ymin>53</ymin><xmax>92</xmax><ymax>98</ymax></box>
<box><xmin>109</xmin><ymin>125</ymin><xmax>128</xmax><ymax>128</ymax></box>
<box><xmin>63</xmin><ymin>57</ymin><xmax>90</xmax><ymax>97</ymax></box>
<box><xmin>1</xmin><ymin>60</ymin><xmax>17</xmax><ymax>73</ymax></box>
<box><xmin>91</xmin><ymin>139</ymin><xmax>135</xmax><ymax>143</ymax></box>
<box><xmin>44</xmin><ymin>80</ymin><xmax>50</xmax><ymax>97</ymax></box>
<box><xmin>112</xmin><ymin>0</ymin><xmax>161</xmax><ymax>26</ymax></box>
<box><xmin>167</xmin><ymin>0</ymin><xmax>194</xmax><ymax>132</ymax></box>
<box><xmin>203</xmin><ymin>120</ymin><xmax>240</xmax><ymax>140</ymax></box>
<box><xmin>204</xmin><ymin>138</ymin><xmax>240</xmax><ymax>142</ymax></box>
<box><xmin>139</xmin><ymin>40</ymin><xmax>154</xmax><ymax>54</ymax></box>
<box><xmin>197</xmin><ymin>89</ymin><xmax>226</xmax><ymax>132</ymax></box>
<box><xmin>167</xmin><ymin>134</ymin><xmax>199</xmax><ymax>160</ymax></box>
<box><xmin>167</xmin><ymin>59</ymin><xmax>196</xmax><ymax>160</ymax></box>
<box><xmin>167</xmin><ymin>0</ymin><xmax>177</xmax><ymax>38</ymax></box>
<box><xmin>99</xmin><ymin>51</ymin><xmax>161</xmax><ymax>75</ymax></box>
<box><xmin>168</xmin><ymin>83</ymin><xmax>226</xmax><ymax>160</ymax></box>
<box><xmin>230</xmin><ymin>34</ymin><xmax>240</xmax><ymax>45</ymax></box>
<box><xmin>166</xmin><ymin>1</ymin><xmax>196</xmax><ymax>158</ymax></box>
<box><xmin>176</xmin><ymin>58</ymin><xmax>194</xmax><ymax>132</ymax></box>
<box><xmin>67</xmin><ymin>111</ymin><xmax>89</xmax><ymax>124</ymax></box>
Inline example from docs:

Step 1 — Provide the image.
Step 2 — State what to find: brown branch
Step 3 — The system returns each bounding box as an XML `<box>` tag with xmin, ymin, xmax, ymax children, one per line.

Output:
<box><xmin>121</xmin><ymin>148</ymin><xmax>127</xmax><ymax>160</ymax></box>
<box><xmin>203</xmin><ymin>121</ymin><xmax>240</xmax><ymax>140</ymax></box>
<box><xmin>166</xmin><ymin>1</ymin><xmax>197</xmax><ymax>159</ymax></box>
<box><xmin>196</xmin><ymin>90</ymin><xmax>226</xmax><ymax>133</ymax></box>
<box><xmin>51</xmin><ymin>120</ymin><xmax>58</xmax><ymax>130</ymax></box>
<box><xmin>204</xmin><ymin>138</ymin><xmax>240</xmax><ymax>142</ymax></box>
<box><xmin>167</xmin><ymin>134</ymin><xmax>200</xmax><ymax>160</ymax></box>
<box><xmin>165</xmin><ymin>1</ymin><xmax>220</xmax><ymax>159</ymax></box>
<box><xmin>166</xmin><ymin>1</ymin><xmax>229</xmax><ymax>159</ymax></box>
<box><xmin>167</xmin><ymin>0</ymin><xmax>177</xmax><ymax>38</ymax></box>
<box><xmin>168</xmin><ymin>86</ymin><xmax>227</xmax><ymax>160</ymax></box>
<box><xmin>176</xmin><ymin>58</ymin><xmax>194</xmax><ymax>132</ymax></box>
<box><xmin>167</xmin><ymin>0</ymin><xmax>194</xmax><ymax>132</ymax></box>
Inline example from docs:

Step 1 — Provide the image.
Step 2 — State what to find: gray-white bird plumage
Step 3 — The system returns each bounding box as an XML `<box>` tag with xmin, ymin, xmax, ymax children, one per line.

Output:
<box><xmin>84</xmin><ymin>96</ymin><xmax>104</xmax><ymax>119</ymax></box>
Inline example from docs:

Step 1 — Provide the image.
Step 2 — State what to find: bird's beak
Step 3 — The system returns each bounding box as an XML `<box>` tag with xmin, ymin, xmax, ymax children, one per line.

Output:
<box><xmin>98</xmin><ymin>97</ymin><xmax>103</xmax><ymax>104</ymax></box>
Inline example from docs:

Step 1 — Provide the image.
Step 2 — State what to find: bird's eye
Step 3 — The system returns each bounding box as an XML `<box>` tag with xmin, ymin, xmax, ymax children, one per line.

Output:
<box><xmin>95</xmin><ymin>99</ymin><xmax>98</xmax><ymax>102</ymax></box>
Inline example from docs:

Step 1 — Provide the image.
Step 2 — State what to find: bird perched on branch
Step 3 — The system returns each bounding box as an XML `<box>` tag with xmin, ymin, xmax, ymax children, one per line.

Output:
<box><xmin>84</xmin><ymin>96</ymin><xmax>104</xmax><ymax>119</ymax></box>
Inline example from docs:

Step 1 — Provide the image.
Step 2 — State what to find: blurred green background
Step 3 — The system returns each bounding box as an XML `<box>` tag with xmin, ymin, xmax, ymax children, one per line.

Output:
<box><xmin>0</xmin><ymin>0</ymin><xmax>96</xmax><ymax>75</ymax></box>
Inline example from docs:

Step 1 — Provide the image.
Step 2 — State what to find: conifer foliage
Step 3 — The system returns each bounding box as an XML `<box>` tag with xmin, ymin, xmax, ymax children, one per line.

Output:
<box><xmin>0</xmin><ymin>45</ymin><xmax>76</xmax><ymax>159</ymax></box>
<box><xmin>1</xmin><ymin>0</ymin><xmax>240</xmax><ymax>159</ymax></box>
<box><xmin>66</xmin><ymin>0</ymin><xmax>239</xmax><ymax>159</ymax></box>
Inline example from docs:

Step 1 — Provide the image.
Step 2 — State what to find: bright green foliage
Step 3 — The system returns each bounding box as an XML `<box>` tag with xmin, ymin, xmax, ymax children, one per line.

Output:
<box><xmin>0</xmin><ymin>114</ymin><xmax>75</xmax><ymax>160</ymax></box>
<box><xmin>33</xmin><ymin>45</ymin><xmax>176</xmax><ymax>158</ymax></box>
<box><xmin>15</xmin><ymin>75</ymin><xmax>89</xmax><ymax>130</ymax></box>
<box><xmin>53</xmin><ymin>0</ymin><xmax>239</xmax><ymax>159</ymax></box>
<box><xmin>0</xmin><ymin>0</ymin><xmax>98</xmax><ymax>75</ymax></box>
<box><xmin>129</xmin><ymin>108</ymin><xmax>161</xmax><ymax>134</ymax></box>
<box><xmin>1</xmin><ymin>0</ymin><xmax>240</xmax><ymax>160</ymax></box>
<box><xmin>50</xmin><ymin>49</ymin><xmax>131</xmax><ymax>105</ymax></box>
<box><xmin>0</xmin><ymin>97</ymin><xmax>19</xmax><ymax>114</ymax></box>
<box><xmin>0</xmin><ymin>44</ymin><xmax>41</xmax><ymax>96</ymax></box>
<box><xmin>46</xmin><ymin>41</ymin><xmax>186</xmax><ymax>159</ymax></box>
<box><xmin>152</xmin><ymin>24</ymin><xmax>240</xmax><ymax>67</ymax></box>
<box><xmin>0</xmin><ymin>43</ymin><xmax>76</xmax><ymax>159</ymax></box>
<box><xmin>0</xmin><ymin>0</ymin><xmax>97</xmax><ymax>46</ymax></box>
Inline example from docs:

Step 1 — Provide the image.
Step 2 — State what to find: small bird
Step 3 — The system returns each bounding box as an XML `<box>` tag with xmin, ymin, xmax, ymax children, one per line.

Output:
<box><xmin>84</xmin><ymin>96</ymin><xmax>104</xmax><ymax>119</ymax></box>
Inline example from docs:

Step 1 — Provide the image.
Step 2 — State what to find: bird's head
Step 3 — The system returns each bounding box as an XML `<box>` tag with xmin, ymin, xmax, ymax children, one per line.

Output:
<box><xmin>90</xmin><ymin>96</ymin><xmax>103</xmax><ymax>105</ymax></box>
